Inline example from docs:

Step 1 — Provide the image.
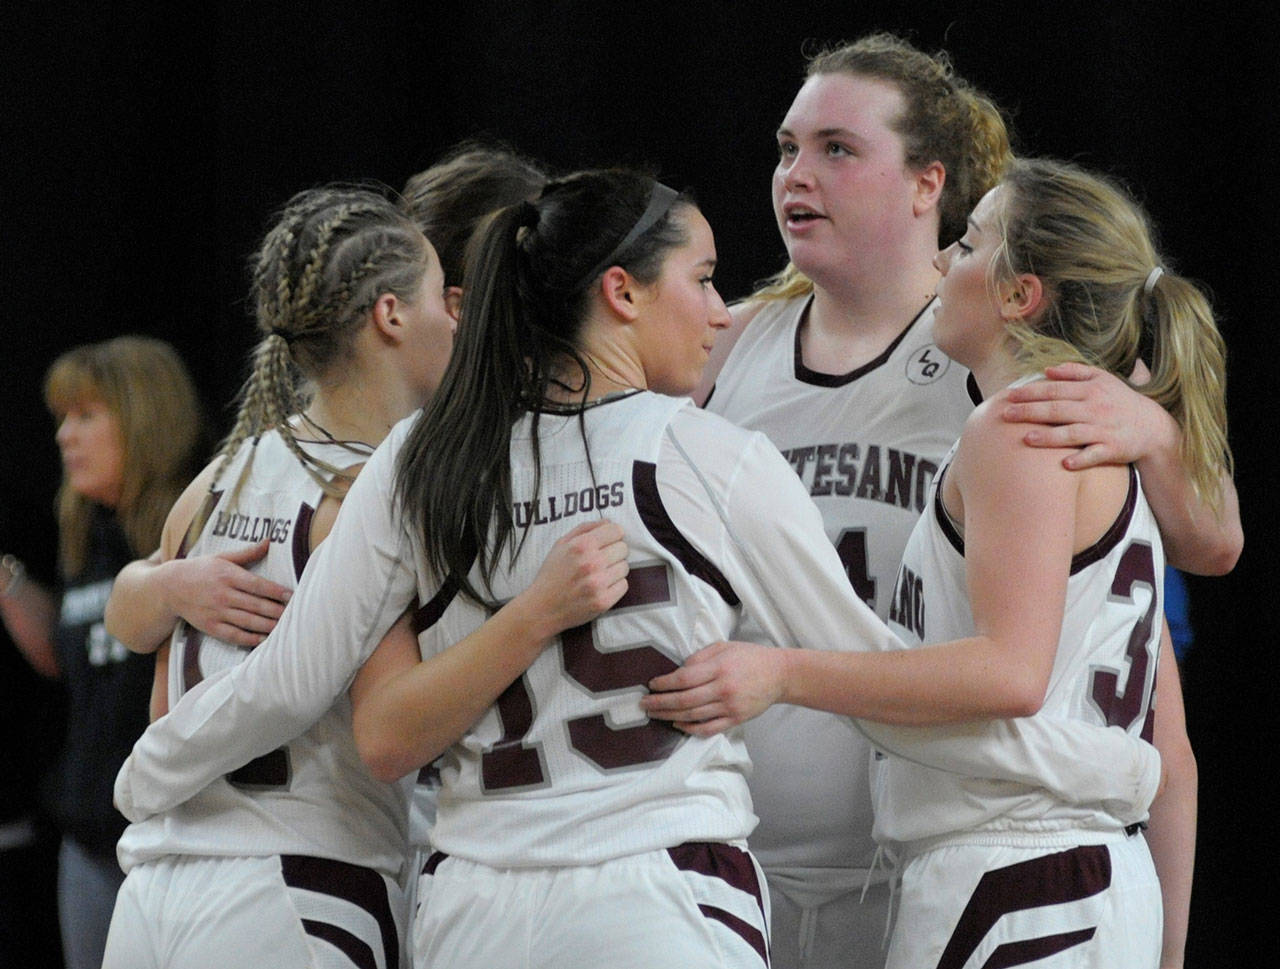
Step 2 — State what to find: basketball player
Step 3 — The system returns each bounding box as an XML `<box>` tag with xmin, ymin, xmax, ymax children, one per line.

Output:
<box><xmin>101</xmin><ymin>186</ymin><xmax>625</xmax><ymax>969</ymax></box>
<box><xmin>113</xmin><ymin>171</ymin><xmax>1159</xmax><ymax>969</ymax></box>
<box><xmin>694</xmin><ymin>34</ymin><xmax>1239</xmax><ymax>969</ymax></box>
<box><xmin>646</xmin><ymin>158</ymin><xmax>1226</xmax><ymax>968</ymax></box>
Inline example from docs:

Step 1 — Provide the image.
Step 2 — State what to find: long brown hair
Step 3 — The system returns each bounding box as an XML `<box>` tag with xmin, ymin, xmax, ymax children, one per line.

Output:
<box><xmin>44</xmin><ymin>336</ymin><xmax>205</xmax><ymax>577</ymax></box>
<box><xmin>400</xmin><ymin>140</ymin><xmax>548</xmax><ymax>287</ymax></box>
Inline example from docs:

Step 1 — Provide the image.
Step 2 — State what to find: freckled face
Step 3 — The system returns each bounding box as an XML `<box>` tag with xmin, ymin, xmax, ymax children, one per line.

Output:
<box><xmin>632</xmin><ymin>209</ymin><xmax>733</xmax><ymax>396</ymax></box>
<box><xmin>932</xmin><ymin>187</ymin><xmax>1009</xmax><ymax>369</ymax></box>
<box><xmin>55</xmin><ymin>397</ymin><xmax>125</xmax><ymax>507</ymax></box>
<box><xmin>772</xmin><ymin>73</ymin><xmax>920</xmax><ymax>286</ymax></box>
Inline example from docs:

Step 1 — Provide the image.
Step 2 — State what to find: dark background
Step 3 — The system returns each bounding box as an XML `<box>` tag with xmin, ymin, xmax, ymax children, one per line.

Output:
<box><xmin>5</xmin><ymin>2</ymin><xmax>1272</xmax><ymax>963</ymax></box>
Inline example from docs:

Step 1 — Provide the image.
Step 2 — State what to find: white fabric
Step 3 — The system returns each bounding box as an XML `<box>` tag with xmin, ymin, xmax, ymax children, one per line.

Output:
<box><xmin>874</xmin><ymin>454</ymin><xmax>1166</xmax><ymax>854</ymax></box>
<box><xmin>885</xmin><ymin>833</ymin><xmax>1160</xmax><ymax>969</ymax></box>
<box><xmin>413</xmin><ymin>847</ymin><xmax>768</xmax><ymax>969</ymax></box>
<box><xmin>103</xmin><ymin>854</ymin><xmax>407</xmax><ymax>969</ymax></box>
<box><xmin>117</xmin><ymin>394</ymin><xmax>1156</xmax><ymax>859</ymax></box>
<box><xmin>116</xmin><ymin>430</ymin><xmax>411</xmax><ymax>881</ymax></box>
<box><xmin>706</xmin><ymin>298</ymin><xmax>1158</xmax><ymax>969</ymax></box>
<box><xmin>707</xmin><ymin>296</ymin><xmax>974</xmax><ymax>872</ymax></box>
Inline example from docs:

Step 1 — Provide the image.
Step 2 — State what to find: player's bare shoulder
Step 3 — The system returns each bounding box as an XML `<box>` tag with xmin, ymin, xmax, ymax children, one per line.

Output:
<box><xmin>954</xmin><ymin>383</ymin><xmax>1072</xmax><ymax>484</ymax></box>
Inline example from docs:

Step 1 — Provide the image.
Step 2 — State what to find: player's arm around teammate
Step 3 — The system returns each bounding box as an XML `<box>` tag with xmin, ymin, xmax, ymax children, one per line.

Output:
<box><xmin>647</xmin><ymin>391</ymin><xmax>1118</xmax><ymax>728</ymax></box>
<box><xmin>105</xmin><ymin>533</ymin><xmax>290</xmax><ymax>654</ymax></box>
<box><xmin>350</xmin><ymin>519</ymin><xmax>629</xmax><ymax>781</ymax></box>
<box><xmin>1002</xmin><ymin>361</ymin><xmax>1241</xmax><ymax>575</ymax></box>
<box><xmin>650</xmin><ymin>160</ymin><xmax>1222</xmax><ymax>968</ymax></box>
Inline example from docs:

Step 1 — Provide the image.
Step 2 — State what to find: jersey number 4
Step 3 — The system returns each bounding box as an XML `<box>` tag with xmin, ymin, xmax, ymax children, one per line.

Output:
<box><xmin>480</xmin><ymin>564</ymin><xmax>684</xmax><ymax>793</ymax></box>
<box><xmin>836</xmin><ymin>527</ymin><xmax>877</xmax><ymax>608</ymax></box>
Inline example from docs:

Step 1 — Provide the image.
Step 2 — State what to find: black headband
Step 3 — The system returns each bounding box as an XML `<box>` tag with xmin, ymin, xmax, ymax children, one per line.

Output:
<box><xmin>582</xmin><ymin>181</ymin><xmax>680</xmax><ymax>285</ymax></box>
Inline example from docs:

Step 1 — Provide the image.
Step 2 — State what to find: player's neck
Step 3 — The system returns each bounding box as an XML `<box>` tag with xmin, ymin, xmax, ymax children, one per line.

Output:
<box><xmin>804</xmin><ymin>264</ymin><xmax>938</xmax><ymax>372</ymax></box>
<box><xmin>967</xmin><ymin>348</ymin><xmax>1023</xmax><ymax>400</ymax></box>
<box><xmin>302</xmin><ymin>378</ymin><xmax>414</xmax><ymax>449</ymax></box>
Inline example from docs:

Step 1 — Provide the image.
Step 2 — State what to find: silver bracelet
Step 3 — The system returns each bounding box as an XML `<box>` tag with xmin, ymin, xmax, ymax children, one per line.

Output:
<box><xmin>1</xmin><ymin>554</ymin><xmax>26</xmax><ymax>597</ymax></box>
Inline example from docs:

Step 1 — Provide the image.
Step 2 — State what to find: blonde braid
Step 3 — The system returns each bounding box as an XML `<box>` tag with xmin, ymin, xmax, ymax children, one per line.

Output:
<box><xmin>215</xmin><ymin>186</ymin><xmax>427</xmax><ymax>502</ymax></box>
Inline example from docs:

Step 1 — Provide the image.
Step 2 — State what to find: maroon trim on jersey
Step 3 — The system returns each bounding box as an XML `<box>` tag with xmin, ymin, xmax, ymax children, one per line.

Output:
<box><xmin>292</xmin><ymin>501</ymin><xmax>315</xmax><ymax>580</ymax></box>
<box><xmin>280</xmin><ymin>854</ymin><xmax>397</xmax><ymax>969</ymax></box>
<box><xmin>633</xmin><ymin>461</ymin><xmax>739</xmax><ymax>606</ymax></box>
<box><xmin>1070</xmin><ymin>466</ymin><xmax>1138</xmax><ymax>575</ymax></box>
<box><xmin>414</xmin><ymin>575</ymin><xmax>463</xmax><ymax>634</ymax></box>
<box><xmin>792</xmin><ymin>296</ymin><xmax>933</xmax><ymax>388</ymax></box>
<box><xmin>932</xmin><ymin>463</ymin><xmax>1139</xmax><ymax>573</ymax></box>
<box><xmin>983</xmin><ymin>927</ymin><xmax>1097</xmax><ymax>968</ymax></box>
<box><xmin>176</xmin><ymin>490</ymin><xmax>222</xmax><ymax>559</ymax></box>
<box><xmin>936</xmin><ymin>843</ymin><xmax>1111</xmax><ymax>969</ymax></box>
<box><xmin>667</xmin><ymin>842</ymin><xmax>768</xmax><ymax>965</ymax></box>
<box><xmin>966</xmin><ymin>372</ymin><xmax>983</xmax><ymax>406</ymax></box>
<box><xmin>931</xmin><ymin>465</ymin><xmax>966</xmax><ymax>557</ymax></box>
<box><xmin>421</xmin><ymin>850</ymin><xmax>448</xmax><ymax>876</ymax></box>
<box><xmin>226</xmin><ymin>748</ymin><xmax>290</xmax><ymax>789</ymax></box>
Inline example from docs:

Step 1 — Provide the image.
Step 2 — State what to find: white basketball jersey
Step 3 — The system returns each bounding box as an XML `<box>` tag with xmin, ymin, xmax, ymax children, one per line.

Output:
<box><xmin>706</xmin><ymin>295</ymin><xmax>975</xmax><ymax>870</ymax></box>
<box><xmin>420</xmin><ymin>390</ymin><xmax>902</xmax><ymax>868</ymax></box>
<box><xmin>116</xmin><ymin>430</ymin><xmax>411</xmax><ymax>879</ymax></box>
<box><xmin>874</xmin><ymin>454</ymin><xmax>1165</xmax><ymax>855</ymax></box>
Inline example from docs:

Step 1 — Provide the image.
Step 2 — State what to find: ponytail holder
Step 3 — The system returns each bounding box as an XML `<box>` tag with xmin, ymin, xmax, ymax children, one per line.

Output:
<box><xmin>270</xmin><ymin>327</ymin><xmax>294</xmax><ymax>344</ymax></box>
<box><xmin>1143</xmin><ymin>266</ymin><xmax>1164</xmax><ymax>295</ymax></box>
<box><xmin>582</xmin><ymin>180</ymin><xmax>680</xmax><ymax>284</ymax></box>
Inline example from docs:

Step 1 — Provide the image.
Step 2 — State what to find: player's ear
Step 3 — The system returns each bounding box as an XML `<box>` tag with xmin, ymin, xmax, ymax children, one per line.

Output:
<box><xmin>444</xmin><ymin>286</ymin><xmax>463</xmax><ymax>324</ymax></box>
<box><xmin>999</xmin><ymin>273</ymin><xmax>1044</xmax><ymax>322</ymax></box>
<box><xmin>599</xmin><ymin>266</ymin><xmax>642</xmax><ymax>322</ymax></box>
<box><xmin>912</xmin><ymin>161</ymin><xmax>945</xmax><ymax>218</ymax></box>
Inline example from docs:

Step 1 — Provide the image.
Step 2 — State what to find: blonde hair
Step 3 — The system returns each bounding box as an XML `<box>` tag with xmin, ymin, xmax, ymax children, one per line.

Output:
<box><xmin>44</xmin><ymin>336</ymin><xmax>204</xmax><ymax>577</ymax></box>
<box><xmin>215</xmin><ymin>185</ymin><xmax>429</xmax><ymax>497</ymax></box>
<box><xmin>993</xmin><ymin>157</ymin><xmax>1231</xmax><ymax>511</ymax></box>
<box><xmin>755</xmin><ymin>32</ymin><xmax>1013</xmax><ymax>303</ymax></box>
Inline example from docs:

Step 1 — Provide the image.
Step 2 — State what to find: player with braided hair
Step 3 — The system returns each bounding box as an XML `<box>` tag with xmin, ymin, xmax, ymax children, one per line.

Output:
<box><xmin>102</xmin><ymin>184</ymin><xmax>626</xmax><ymax>968</ymax></box>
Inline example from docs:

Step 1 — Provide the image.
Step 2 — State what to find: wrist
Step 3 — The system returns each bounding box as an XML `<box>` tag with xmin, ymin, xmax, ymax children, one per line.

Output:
<box><xmin>775</xmin><ymin>647</ymin><xmax>799</xmax><ymax>707</ymax></box>
<box><xmin>505</xmin><ymin>588</ymin><xmax>563</xmax><ymax>651</ymax></box>
<box><xmin>1136</xmin><ymin>401</ymin><xmax>1181</xmax><ymax>467</ymax></box>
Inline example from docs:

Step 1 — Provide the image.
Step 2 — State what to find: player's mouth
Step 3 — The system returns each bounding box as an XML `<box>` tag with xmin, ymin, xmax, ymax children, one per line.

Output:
<box><xmin>783</xmin><ymin>203</ymin><xmax>826</xmax><ymax>231</ymax></box>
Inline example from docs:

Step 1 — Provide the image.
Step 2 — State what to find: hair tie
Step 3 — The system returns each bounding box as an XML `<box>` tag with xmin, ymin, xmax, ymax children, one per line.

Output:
<box><xmin>581</xmin><ymin>180</ymin><xmax>680</xmax><ymax>285</ymax></box>
<box><xmin>1143</xmin><ymin>266</ymin><xmax>1164</xmax><ymax>295</ymax></box>
<box><xmin>270</xmin><ymin>327</ymin><xmax>294</xmax><ymax>344</ymax></box>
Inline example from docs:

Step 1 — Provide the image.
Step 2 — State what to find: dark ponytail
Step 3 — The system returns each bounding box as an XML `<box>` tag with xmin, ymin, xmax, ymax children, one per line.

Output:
<box><xmin>396</xmin><ymin>169</ymin><xmax>692</xmax><ymax>601</ymax></box>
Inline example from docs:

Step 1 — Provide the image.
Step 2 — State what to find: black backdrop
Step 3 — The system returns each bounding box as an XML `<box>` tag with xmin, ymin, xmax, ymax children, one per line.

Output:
<box><xmin>5</xmin><ymin>2</ymin><xmax>1273</xmax><ymax>962</ymax></box>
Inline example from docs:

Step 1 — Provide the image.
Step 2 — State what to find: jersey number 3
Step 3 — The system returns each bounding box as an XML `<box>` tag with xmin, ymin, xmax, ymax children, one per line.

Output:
<box><xmin>481</xmin><ymin>564</ymin><xmax>683</xmax><ymax>793</ymax></box>
<box><xmin>1089</xmin><ymin>540</ymin><xmax>1159</xmax><ymax>741</ymax></box>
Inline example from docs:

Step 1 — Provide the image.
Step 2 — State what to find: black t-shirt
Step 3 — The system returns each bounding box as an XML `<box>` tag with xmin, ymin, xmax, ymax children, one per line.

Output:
<box><xmin>42</xmin><ymin>506</ymin><xmax>151</xmax><ymax>857</ymax></box>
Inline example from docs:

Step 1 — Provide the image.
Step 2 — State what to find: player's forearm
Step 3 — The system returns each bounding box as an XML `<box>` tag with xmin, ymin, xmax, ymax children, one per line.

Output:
<box><xmin>1147</xmin><ymin>737</ymin><xmax>1195</xmax><ymax>968</ymax></box>
<box><xmin>778</xmin><ymin>636</ymin><xmax>1049</xmax><ymax>725</ymax></box>
<box><xmin>104</xmin><ymin>554</ymin><xmax>179</xmax><ymax>654</ymax></box>
<box><xmin>1136</xmin><ymin>428</ymin><xmax>1241</xmax><ymax>575</ymax></box>
<box><xmin>1146</xmin><ymin>629</ymin><xmax>1196</xmax><ymax>968</ymax></box>
<box><xmin>356</xmin><ymin>594</ymin><xmax>559</xmax><ymax>783</ymax></box>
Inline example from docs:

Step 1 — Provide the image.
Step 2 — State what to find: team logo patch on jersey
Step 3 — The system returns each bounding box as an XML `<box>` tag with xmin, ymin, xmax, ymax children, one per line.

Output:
<box><xmin>905</xmin><ymin>345</ymin><xmax>951</xmax><ymax>385</ymax></box>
